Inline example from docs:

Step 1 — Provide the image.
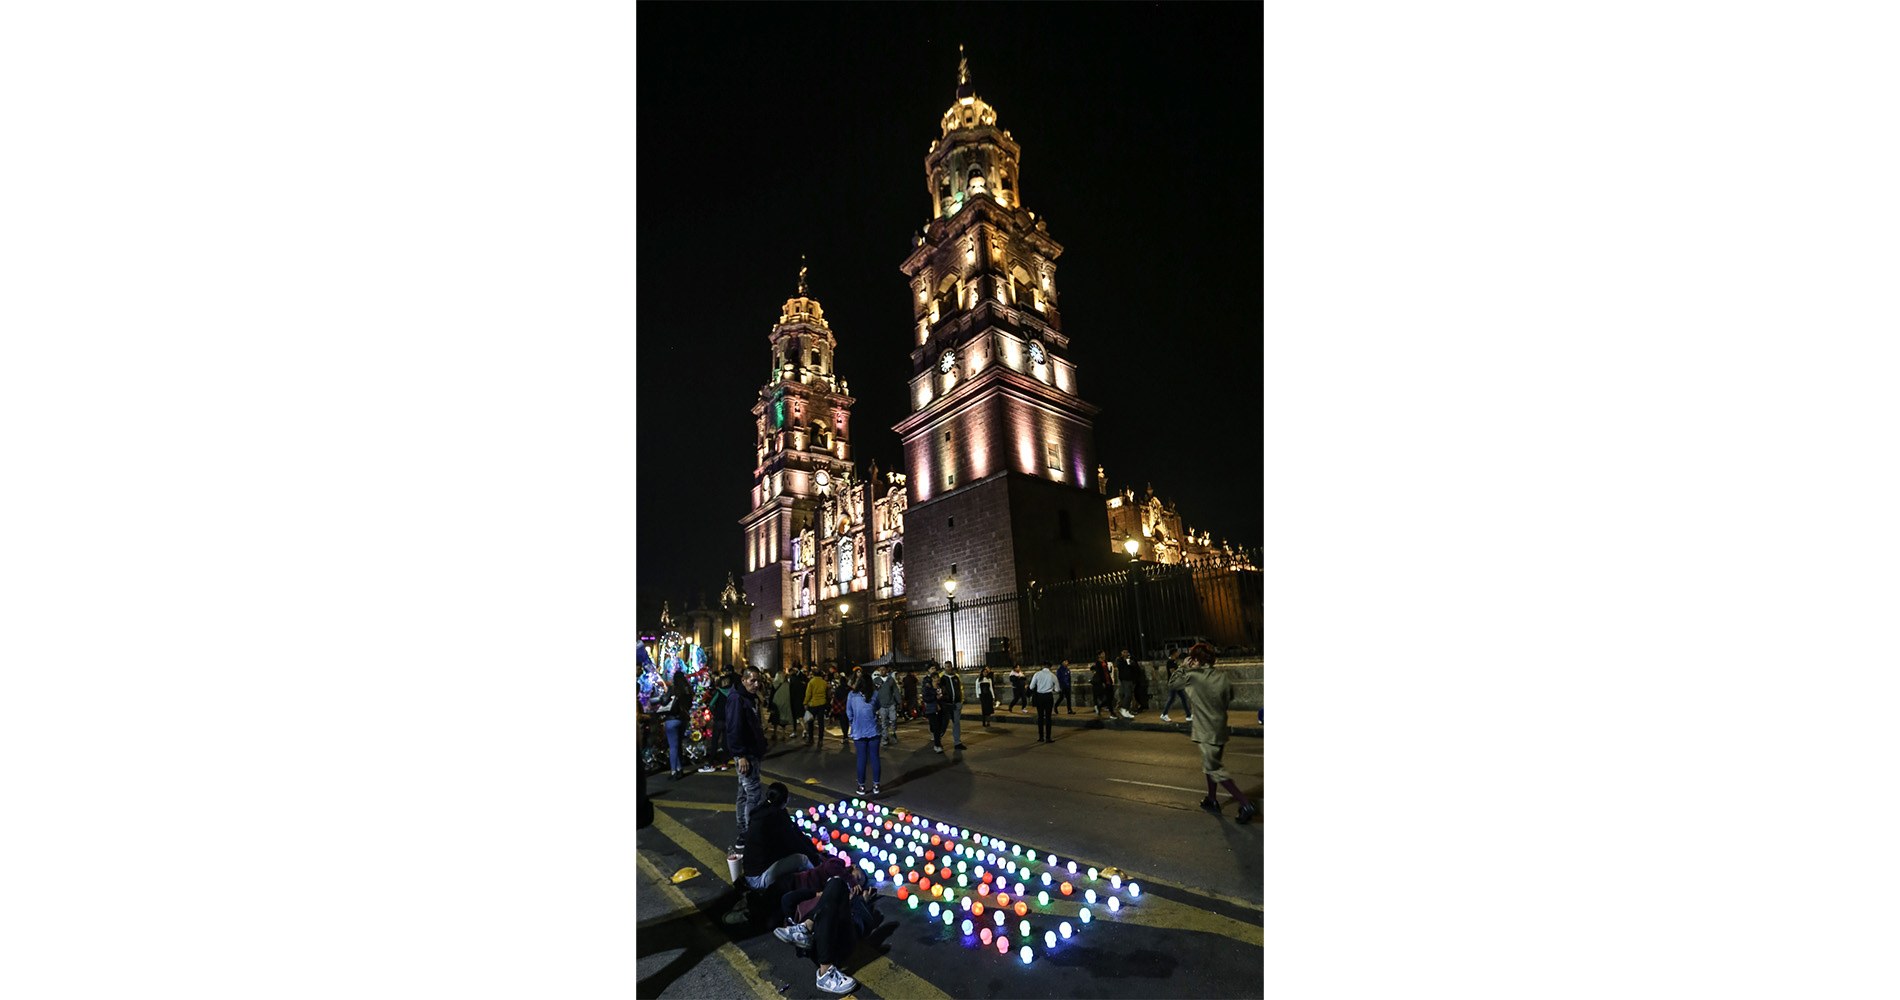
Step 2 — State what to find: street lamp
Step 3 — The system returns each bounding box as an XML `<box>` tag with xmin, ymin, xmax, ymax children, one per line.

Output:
<box><xmin>839</xmin><ymin>603</ymin><xmax>850</xmax><ymax>666</ymax></box>
<box><xmin>774</xmin><ymin>618</ymin><xmax>784</xmax><ymax>673</ymax></box>
<box><xmin>1123</xmin><ymin>535</ymin><xmax>1145</xmax><ymax>663</ymax></box>
<box><xmin>943</xmin><ymin>571</ymin><xmax>958</xmax><ymax>670</ymax></box>
<box><xmin>723</xmin><ymin>626</ymin><xmax>733</xmax><ymax>671</ymax></box>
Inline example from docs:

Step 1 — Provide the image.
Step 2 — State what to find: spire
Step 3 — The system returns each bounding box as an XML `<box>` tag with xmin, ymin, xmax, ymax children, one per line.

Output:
<box><xmin>958</xmin><ymin>44</ymin><xmax>968</xmax><ymax>86</ymax></box>
<box><xmin>797</xmin><ymin>255</ymin><xmax>808</xmax><ymax>296</ymax></box>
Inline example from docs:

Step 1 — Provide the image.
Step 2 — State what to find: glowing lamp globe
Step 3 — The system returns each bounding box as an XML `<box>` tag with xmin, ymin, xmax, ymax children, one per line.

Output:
<box><xmin>1013</xmin><ymin>882</ymin><xmax>1025</xmax><ymax>896</ymax></box>
<box><xmin>962</xmin><ymin>918</ymin><xmax>974</xmax><ymax>936</ymax></box>
<box><xmin>1109</xmin><ymin>897</ymin><xmax>1121</xmax><ymax>913</ymax></box>
<box><xmin>926</xmin><ymin>850</ymin><xmax>936</xmax><ymax>861</ymax></box>
<box><xmin>980</xmin><ymin>927</ymin><xmax>993</xmax><ymax>945</ymax></box>
<box><xmin>931</xmin><ymin>884</ymin><xmax>942</xmax><ymax>898</ymax></box>
<box><xmin>994</xmin><ymin>910</ymin><xmax>1006</xmax><ymax>926</ymax></box>
<box><xmin>1110</xmin><ymin>875</ymin><xmax>1122</xmax><ymax>890</ymax></box>
<box><xmin>1080</xmin><ymin>908</ymin><xmax>1092</xmax><ymax>925</ymax></box>
<box><xmin>1042</xmin><ymin>872</ymin><xmax>1052</xmax><ymax>886</ymax></box>
<box><xmin>977</xmin><ymin>883</ymin><xmax>989</xmax><ymax>897</ymax></box>
<box><xmin>959</xmin><ymin>895</ymin><xmax>970</xmax><ymax>912</ymax></box>
<box><xmin>1047</xmin><ymin>853</ymin><xmax>1057</xmax><ymax>865</ymax></box>
<box><xmin>1067</xmin><ymin>862</ymin><xmax>1078</xmax><ymax>874</ymax></box>
<box><xmin>1087</xmin><ymin>867</ymin><xmax>1098</xmax><ymax>881</ymax></box>
<box><xmin>1020</xmin><ymin>945</ymin><xmax>1033</xmax><ymax>964</ymax></box>
<box><xmin>972</xmin><ymin>902</ymin><xmax>984</xmax><ymax>917</ymax></box>
<box><xmin>1044</xmin><ymin>930</ymin><xmax>1057</xmax><ymax>949</ymax></box>
<box><xmin>908</xmin><ymin>871</ymin><xmax>919</xmax><ymax>884</ymax></box>
<box><xmin>1060</xmin><ymin>882</ymin><xmax>1073</xmax><ymax>896</ymax></box>
<box><xmin>896</xmin><ymin>886</ymin><xmax>909</xmax><ymax>901</ymax></box>
<box><xmin>928</xmin><ymin>901</ymin><xmax>940</xmax><ymax>918</ymax></box>
<box><xmin>1013</xmin><ymin>901</ymin><xmax>1028</xmax><ymax>917</ymax></box>
<box><xmin>924</xmin><ymin>863</ymin><xmax>935</xmax><ymax>876</ymax></box>
<box><xmin>996</xmin><ymin>893</ymin><xmax>1009</xmax><ymax>907</ymax></box>
<box><xmin>1037</xmin><ymin>891</ymin><xmax>1049</xmax><ymax>907</ymax></box>
<box><xmin>957</xmin><ymin>874</ymin><xmax>967</xmax><ymax>888</ymax></box>
<box><xmin>1018</xmin><ymin>919</ymin><xmax>1030</xmax><ymax>937</ymax></box>
<box><xmin>943</xmin><ymin>910</ymin><xmax>954</xmax><ymax>926</ymax></box>
<box><xmin>907</xmin><ymin>896</ymin><xmax>919</xmax><ymax>910</ymax></box>
<box><xmin>1059</xmin><ymin>921</ymin><xmax>1072</xmax><ymax>939</ymax></box>
<box><xmin>1128</xmin><ymin>882</ymin><xmax>1141</xmax><ymax>899</ymax></box>
<box><xmin>1085</xmin><ymin>889</ymin><xmax>1097</xmax><ymax>905</ymax></box>
<box><xmin>996</xmin><ymin>938</ymin><xmax>1010</xmax><ymax>955</ymax></box>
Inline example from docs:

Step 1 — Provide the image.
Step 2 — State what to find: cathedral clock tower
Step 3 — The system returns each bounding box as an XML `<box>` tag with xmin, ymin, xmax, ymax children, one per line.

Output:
<box><xmin>740</xmin><ymin>267</ymin><xmax>857</xmax><ymax>652</ymax></box>
<box><xmin>893</xmin><ymin>52</ymin><xmax>1114</xmax><ymax>645</ymax></box>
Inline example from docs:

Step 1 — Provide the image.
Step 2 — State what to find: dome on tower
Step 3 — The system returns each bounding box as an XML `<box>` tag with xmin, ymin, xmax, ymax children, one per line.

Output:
<box><xmin>941</xmin><ymin>44</ymin><xmax>999</xmax><ymax>137</ymax></box>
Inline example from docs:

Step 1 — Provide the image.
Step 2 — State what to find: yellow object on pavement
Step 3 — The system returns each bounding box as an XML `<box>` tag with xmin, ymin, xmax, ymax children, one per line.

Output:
<box><xmin>670</xmin><ymin>867</ymin><xmax>700</xmax><ymax>883</ymax></box>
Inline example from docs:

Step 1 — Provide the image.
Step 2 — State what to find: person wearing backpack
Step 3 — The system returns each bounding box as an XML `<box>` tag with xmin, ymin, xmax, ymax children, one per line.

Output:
<box><xmin>659</xmin><ymin>668</ymin><xmax>693</xmax><ymax>780</ymax></box>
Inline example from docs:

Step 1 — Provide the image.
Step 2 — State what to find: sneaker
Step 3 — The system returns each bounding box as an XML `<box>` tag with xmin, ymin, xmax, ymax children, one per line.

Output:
<box><xmin>1199</xmin><ymin>797</ymin><xmax>1222</xmax><ymax>815</ymax></box>
<box><xmin>1159</xmin><ymin>713</ymin><xmax>1172</xmax><ymax>722</ymax></box>
<box><xmin>816</xmin><ymin>967</ymin><xmax>856</xmax><ymax>994</ymax></box>
<box><xmin>857</xmin><ymin>783</ymin><xmax>866</xmax><ymax>796</ymax></box>
<box><xmin>1119</xmin><ymin>709</ymin><xmax>1135</xmax><ymax>719</ymax></box>
<box><xmin>1185</xmin><ymin>715</ymin><xmax>1193</xmax><ymax>722</ymax></box>
<box><xmin>953</xmin><ymin>743</ymin><xmax>967</xmax><ymax>750</ymax></box>
<box><xmin>1237</xmin><ymin>803</ymin><xmax>1257</xmax><ymax>824</ymax></box>
<box><xmin>931</xmin><ymin>744</ymin><xmax>943</xmax><ymax>754</ymax></box>
<box><xmin>872</xmin><ymin>783</ymin><xmax>881</xmax><ymax>795</ymax></box>
<box><xmin>697</xmin><ymin>765</ymin><xmax>715</xmax><ymax>772</ymax></box>
<box><xmin>774</xmin><ymin>923</ymin><xmax>812</xmax><ymax>948</ymax></box>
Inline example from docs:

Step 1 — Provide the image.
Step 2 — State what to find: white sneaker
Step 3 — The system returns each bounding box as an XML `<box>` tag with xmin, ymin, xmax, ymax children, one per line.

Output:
<box><xmin>1160</xmin><ymin>713</ymin><xmax>1172</xmax><ymax>722</ymax></box>
<box><xmin>774</xmin><ymin>923</ymin><xmax>812</xmax><ymax>948</ymax></box>
<box><xmin>816</xmin><ymin>968</ymin><xmax>856</xmax><ymax>994</ymax></box>
<box><xmin>1119</xmin><ymin>709</ymin><xmax>1135</xmax><ymax>719</ymax></box>
<box><xmin>1186</xmin><ymin>715</ymin><xmax>1193</xmax><ymax>722</ymax></box>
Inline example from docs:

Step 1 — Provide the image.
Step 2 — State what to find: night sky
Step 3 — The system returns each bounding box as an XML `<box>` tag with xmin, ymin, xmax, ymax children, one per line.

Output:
<box><xmin>636</xmin><ymin>4</ymin><xmax>1264</xmax><ymax>620</ymax></box>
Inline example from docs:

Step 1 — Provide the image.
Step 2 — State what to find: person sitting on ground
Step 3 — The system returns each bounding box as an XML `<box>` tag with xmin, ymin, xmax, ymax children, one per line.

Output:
<box><xmin>773</xmin><ymin>870</ymin><xmax>884</xmax><ymax>995</ymax></box>
<box><xmin>741</xmin><ymin>782</ymin><xmax>822</xmax><ymax>890</ymax></box>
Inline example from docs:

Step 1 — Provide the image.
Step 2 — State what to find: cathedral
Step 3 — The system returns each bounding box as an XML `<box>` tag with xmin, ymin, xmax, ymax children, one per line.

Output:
<box><xmin>738</xmin><ymin>54</ymin><xmax>1244</xmax><ymax>672</ymax></box>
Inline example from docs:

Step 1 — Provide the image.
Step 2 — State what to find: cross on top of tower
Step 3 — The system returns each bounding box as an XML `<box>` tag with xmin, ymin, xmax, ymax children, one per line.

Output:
<box><xmin>958</xmin><ymin>44</ymin><xmax>968</xmax><ymax>86</ymax></box>
<box><xmin>797</xmin><ymin>255</ymin><xmax>808</xmax><ymax>296</ymax></box>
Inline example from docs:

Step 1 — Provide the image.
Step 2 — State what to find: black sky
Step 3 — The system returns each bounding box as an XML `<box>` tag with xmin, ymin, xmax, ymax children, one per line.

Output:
<box><xmin>636</xmin><ymin>3</ymin><xmax>1264</xmax><ymax>622</ymax></box>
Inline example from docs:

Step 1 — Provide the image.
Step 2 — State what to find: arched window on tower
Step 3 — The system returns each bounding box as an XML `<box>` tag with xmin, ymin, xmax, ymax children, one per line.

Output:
<box><xmin>968</xmin><ymin>167</ymin><xmax>986</xmax><ymax>195</ymax></box>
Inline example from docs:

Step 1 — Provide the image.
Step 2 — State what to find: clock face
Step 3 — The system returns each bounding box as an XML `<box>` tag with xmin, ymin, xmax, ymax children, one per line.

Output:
<box><xmin>939</xmin><ymin>349</ymin><xmax>957</xmax><ymax>374</ymax></box>
<box><xmin>1027</xmin><ymin>340</ymin><xmax>1046</xmax><ymax>365</ymax></box>
<box><xmin>814</xmin><ymin>470</ymin><xmax>829</xmax><ymax>487</ymax></box>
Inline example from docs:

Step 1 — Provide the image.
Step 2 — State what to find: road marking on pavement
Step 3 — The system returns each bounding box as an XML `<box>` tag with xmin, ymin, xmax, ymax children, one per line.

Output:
<box><xmin>635</xmin><ymin>850</ymin><xmax>782</xmax><ymax>1000</ymax></box>
<box><xmin>648</xmin><ymin>804</ymin><xmax>954</xmax><ymax>1000</ymax></box>
<box><xmin>643</xmin><ymin>798</ymin><xmax>734</xmax><ymax>811</ymax></box>
<box><xmin>1107</xmin><ymin>777</ymin><xmax>1209</xmax><ymax>793</ymax></box>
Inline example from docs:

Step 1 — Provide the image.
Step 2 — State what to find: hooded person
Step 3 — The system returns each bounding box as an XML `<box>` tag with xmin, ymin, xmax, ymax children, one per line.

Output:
<box><xmin>742</xmin><ymin>781</ymin><xmax>822</xmax><ymax>890</ymax></box>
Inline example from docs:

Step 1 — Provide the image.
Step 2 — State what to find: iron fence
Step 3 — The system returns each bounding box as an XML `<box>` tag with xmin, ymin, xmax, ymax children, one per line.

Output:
<box><xmin>749</xmin><ymin>548</ymin><xmax>1261</xmax><ymax>670</ymax></box>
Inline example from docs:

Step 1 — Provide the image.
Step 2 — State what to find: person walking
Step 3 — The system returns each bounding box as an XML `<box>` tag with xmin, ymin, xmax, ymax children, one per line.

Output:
<box><xmin>725</xmin><ymin>667</ymin><xmax>770</xmax><ymax>852</ymax></box>
<box><xmin>1091</xmin><ymin>653</ymin><xmax>1114</xmax><ymax>717</ymax></box>
<box><xmin>1006</xmin><ymin>664</ymin><xmax>1028</xmax><ymax>713</ymax></box>
<box><xmin>1158</xmin><ymin>650</ymin><xmax>1193</xmax><ymax>723</ymax></box>
<box><xmin>706</xmin><ymin>671</ymin><xmax>734</xmax><ymax>771</ymax></box>
<box><xmin>1055</xmin><ymin>659</ymin><xmax>1074</xmax><ymax>714</ymax></box>
<box><xmin>773</xmin><ymin>665</ymin><xmax>799</xmax><ymax>739</ymax></box>
<box><xmin>872</xmin><ymin>663</ymin><xmax>899</xmax><ymax>747</ymax></box>
<box><xmin>921</xmin><ymin>663</ymin><xmax>948</xmax><ymax>753</ymax></box>
<box><xmin>803</xmin><ymin>668</ymin><xmax>829</xmax><ymax>748</ymax></box>
<box><xmin>1028</xmin><ymin>661</ymin><xmax>1059</xmax><ymax>742</ymax></box>
<box><xmin>1170</xmin><ymin>643</ymin><xmax>1256</xmax><ymax>823</ymax></box>
<box><xmin>943</xmin><ymin>660</ymin><xmax>967</xmax><ymax>750</ymax></box>
<box><xmin>1115</xmin><ymin>649</ymin><xmax>1140</xmax><ymax>720</ymax></box>
<box><xmin>977</xmin><ymin>665</ymin><xmax>997</xmax><ymax>729</ymax></box>
<box><xmin>660</xmin><ymin>668</ymin><xmax>693</xmax><ymax>779</ymax></box>
<box><xmin>846</xmin><ymin>669</ymin><xmax>883</xmax><ymax>796</ymax></box>
<box><xmin>901</xmin><ymin>669</ymin><xmax>919</xmax><ymax>720</ymax></box>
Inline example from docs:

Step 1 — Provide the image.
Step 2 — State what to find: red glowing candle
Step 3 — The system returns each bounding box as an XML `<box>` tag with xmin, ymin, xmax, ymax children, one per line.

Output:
<box><xmin>1013</xmin><ymin>901</ymin><xmax>1028</xmax><ymax>917</ymax></box>
<box><xmin>1060</xmin><ymin>882</ymin><xmax>1073</xmax><ymax>896</ymax></box>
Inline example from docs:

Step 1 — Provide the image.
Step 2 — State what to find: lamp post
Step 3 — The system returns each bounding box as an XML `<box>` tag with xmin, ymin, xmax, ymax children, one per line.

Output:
<box><xmin>1123</xmin><ymin>535</ymin><xmax>1145</xmax><ymax>663</ymax></box>
<box><xmin>774</xmin><ymin>618</ymin><xmax>784</xmax><ymax>673</ymax></box>
<box><xmin>839</xmin><ymin>603</ymin><xmax>850</xmax><ymax>667</ymax></box>
<box><xmin>723</xmin><ymin>626</ymin><xmax>733</xmax><ymax>671</ymax></box>
<box><xmin>943</xmin><ymin>571</ymin><xmax>958</xmax><ymax>670</ymax></box>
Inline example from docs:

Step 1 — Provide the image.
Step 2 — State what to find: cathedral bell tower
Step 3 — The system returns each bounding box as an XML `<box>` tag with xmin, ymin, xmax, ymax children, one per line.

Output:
<box><xmin>893</xmin><ymin>51</ymin><xmax>1113</xmax><ymax>640</ymax></box>
<box><xmin>740</xmin><ymin>265</ymin><xmax>873</xmax><ymax>669</ymax></box>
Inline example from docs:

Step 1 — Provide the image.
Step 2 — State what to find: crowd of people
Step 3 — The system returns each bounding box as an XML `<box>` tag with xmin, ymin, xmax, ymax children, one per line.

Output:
<box><xmin>646</xmin><ymin>642</ymin><xmax>1251</xmax><ymax>994</ymax></box>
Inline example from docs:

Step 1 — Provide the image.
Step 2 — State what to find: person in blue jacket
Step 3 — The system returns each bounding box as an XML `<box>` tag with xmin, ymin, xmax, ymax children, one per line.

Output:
<box><xmin>846</xmin><ymin>668</ymin><xmax>883</xmax><ymax>796</ymax></box>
